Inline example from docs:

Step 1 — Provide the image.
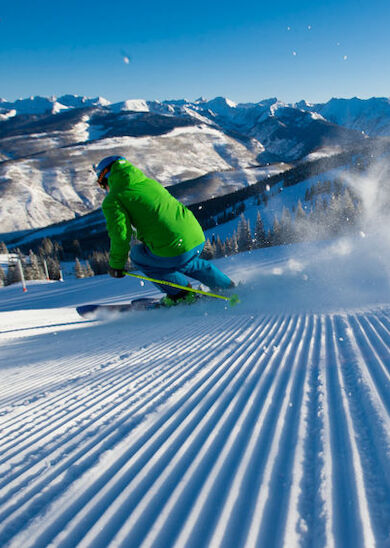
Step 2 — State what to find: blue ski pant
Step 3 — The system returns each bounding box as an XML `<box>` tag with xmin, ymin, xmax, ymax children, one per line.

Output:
<box><xmin>130</xmin><ymin>242</ymin><xmax>233</xmax><ymax>296</ymax></box>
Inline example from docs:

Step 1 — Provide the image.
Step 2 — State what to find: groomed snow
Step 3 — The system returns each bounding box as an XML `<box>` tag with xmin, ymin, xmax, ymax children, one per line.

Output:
<box><xmin>0</xmin><ymin>236</ymin><xmax>389</xmax><ymax>547</ymax></box>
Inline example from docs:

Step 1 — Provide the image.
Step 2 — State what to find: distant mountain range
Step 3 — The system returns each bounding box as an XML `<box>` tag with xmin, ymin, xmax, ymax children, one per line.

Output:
<box><xmin>1</xmin><ymin>94</ymin><xmax>389</xmax><ymax>234</ymax></box>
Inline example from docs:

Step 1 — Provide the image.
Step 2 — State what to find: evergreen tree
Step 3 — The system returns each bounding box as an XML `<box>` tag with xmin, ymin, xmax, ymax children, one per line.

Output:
<box><xmin>280</xmin><ymin>207</ymin><xmax>293</xmax><ymax>244</ymax></box>
<box><xmin>215</xmin><ymin>236</ymin><xmax>226</xmax><ymax>258</ymax></box>
<box><xmin>46</xmin><ymin>257</ymin><xmax>61</xmax><ymax>280</ymax></box>
<box><xmin>0</xmin><ymin>241</ymin><xmax>8</xmax><ymax>254</ymax></box>
<box><xmin>315</xmin><ymin>205</ymin><xmax>326</xmax><ymax>236</ymax></box>
<box><xmin>202</xmin><ymin>239</ymin><xmax>215</xmax><ymax>260</ymax></box>
<box><xmin>53</xmin><ymin>241</ymin><xmax>64</xmax><ymax>260</ymax></box>
<box><xmin>224</xmin><ymin>236</ymin><xmax>233</xmax><ymax>256</ymax></box>
<box><xmin>342</xmin><ymin>188</ymin><xmax>357</xmax><ymax>226</ymax></box>
<box><xmin>234</xmin><ymin>202</ymin><xmax>245</xmax><ymax>216</ymax></box>
<box><xmin>237</xmin><ymin>214</ymin><xmax>252</xmax><ymax>252</ymax></box>
<box><xmin>89</xmin><ymin>251</ymin><xmax>110</xmax><ymax>275</ymax></box>
<box><xmin>254</xmin><ymin>210</ymin><xmax>266</xmax><ymax>248</ymax></box>
<box><xmin>295</xmin><ymin>200</ymin><xmax>306</xmax><ymax>223</ymax></box>
<box><xmin>28</xmin><ymin>250</ymin><xmax>44</xmax><ymax>280</ymax></box>
<box><xmin>71</xmin><ymin>240</ymin><xmax>82</xmax><ymax>258</ymax></box>
<box><xmin>271</xmin><ymin>216</ymin><xmax>282</xmax><ymax>246</ymax></box>
<box><xmin>354</xmin><ymin>193</ymin><xmax>364</xmax><ymax>219</ymax></box>
<box><xmin>265</xmin><ymin>229</ymin><xmax>272</xmax><ymax>247</ymax></box>
<box><xmin>39</xmin><ymin>237</ymin><xmax>54</xmax><ymax>257</ymax></box>
<box><xmin>333</xmin><ymin>180</ymin><xmax>343</xmax><ymax>196</ymax></box>
<box><xmin>294</xmin><ymin>200</ymin><xmax>307</xmax><ymax>241</ymax></box>
<box><xmin>230</xmin><ymin>232</ymin><xmax>239</xmax><ymax>254</ymax></box>
<box><xmin>327</xmin><ymin>193</ymin><xmax>344</xmax><ymax>235</ymax></box>
<box><xmin>85</xmin><ymin>261</ymin><xmax>95</xmax><ymax>277</ymax></box>
<box><xmin>74</xmin><ymin>258</ymin><xmax>85</xmax><ymax>279</ymax></box>
<box><xmin>6</xmin><ymin>259</ymin><xmax>21</xmax><ymax>286</ymax></box>
<box><xmin>24</xmin><ymin>256</ymin><xmax>34</xmax><ymax>281</ymax></box>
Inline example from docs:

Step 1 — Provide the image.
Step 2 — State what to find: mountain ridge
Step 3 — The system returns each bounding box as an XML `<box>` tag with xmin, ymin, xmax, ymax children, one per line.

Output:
<box><xmin>2</xmin><ymin>94</ymin><xmax>390</xmax><ymax>135</ymax></box>
<box><xmin>1</xmin><ymin>94</ymin><xmax>387</xmax><ymax>234</ymax></box>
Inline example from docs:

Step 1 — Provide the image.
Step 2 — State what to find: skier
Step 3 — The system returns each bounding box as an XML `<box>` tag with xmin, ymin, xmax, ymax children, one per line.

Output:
<box><xmin>94</xmin><ymin>156</ymin><xmax>235</xmax><ymax>305</ymax></box>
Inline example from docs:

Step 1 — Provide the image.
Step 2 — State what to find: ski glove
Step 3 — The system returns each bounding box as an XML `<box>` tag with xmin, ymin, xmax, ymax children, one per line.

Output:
<box><xmin>108</xmin><ymin>267</ymin><xmax>125</xmax><ymax>278</ymax></box>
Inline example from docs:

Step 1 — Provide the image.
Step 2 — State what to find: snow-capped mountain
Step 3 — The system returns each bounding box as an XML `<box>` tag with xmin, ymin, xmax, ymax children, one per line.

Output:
<box><xmin>297</xmin><ymin>97</ymin><xmax>390</xmax><ymax>136</ymax></box>
<box><xmin>0</xmin><ymin>94</ymin><xmax>382</xmax><ymax>234</ymax></box>
<box><xmin>0</xmin><ymin>95</ymin><xmax>110</xmax><ymax>117</ymax></box>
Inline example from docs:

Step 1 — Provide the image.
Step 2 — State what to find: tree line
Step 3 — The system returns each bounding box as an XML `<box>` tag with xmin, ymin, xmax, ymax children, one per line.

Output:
<box><xmin>0</xmin><ymin>178</ymin><xmax>363</xmax><ymax>284</ymax></box>
<box><xmin>202</xmin><ymin>183</ymin><xmax>362</xmax><ymax>258</ymax></box>
<box><xmin>0</xmin><ymin>239</ymin><xmax>64</xmax><ymax>286</ymax></box>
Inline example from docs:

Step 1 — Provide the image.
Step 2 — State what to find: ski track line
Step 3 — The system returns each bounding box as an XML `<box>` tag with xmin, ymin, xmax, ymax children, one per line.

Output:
<box><xmin>0</xmin><ymin>315</ymin><xmax>253</xmax><ymax>545</ymax></box>
<box><xmin>0</xmin><ymin>317</ymin><xmax>215</xmax><ymax>451</ymax></box>
<box><xmin>0</xmin><ymin>285</ymin><xmax>97</xmax><ymax>312</ymax></box>
<box><xmin>162</xmin><ymin>315</ymin><xmax>308</xmax><ymax>548</ymax></box>
<box><xmin>337</xmin><ymin>314</ymin><xmax>390</xmax><ymax>543</ymax></box>
<box><xmin>0</xmin><ymin>349</ymin><xmax>127</xmax><ymax>433</ymax></box>
<box><xmin>231</xmin><ymin>315</ymin><xmax>309</xmax><ymax>548</ymax></box>
<box><xmin>282</xmin><ymin>314</ymin><xmax>319</xmax><ymax>547</ymax></box>
<box><xmin>0</xmin><ymin>315</ymin><xmax>167</xmax><ymax>407</ymax></box>
<box><xmin>0</xmin><ymin>312</ymin><xmax>222</xmax><ymax>470</ymax></box>
<box><xmin>0</xmin><ymin>317</ymin><xmax>201</xmax><ymax>424</ymax></box>
<box><xmin>348</xmin><ymin>314</ymin><xmax>390</xmax><ymax>419</ymax></box>
<box><xmin>173</xmin><ymin>315</ymin><xmax>300</xmax><ymax>548</ymax></box>
<box><xmin>0</xmin><ymin>315</ymin><xmax>243</xmax><ymax>511</ymax></box>
<box><xmin>88</xmin><ymin>316</ymin><xmax>288</xmax><ymax>548</ymax></box>
<box><xmin>0</xmin><ymin>316</ymin><xmax>240</xmax><ymax>480</ymax></box>
<box><xmin>289</xmin><ymin>314</ymin><xmax>333</xmax><ymax>548</ymax></box>
<box><xmin>311</xmin><ymin>315</ymin><xmax>335</xmax><ymax>548</ymax></box>
<box><xmin>369</xmin><ymin>311</ymin><xmax>390</xmax><ymax>336</ymax></box>
<box><xmin>0</xmin><ymin>347</ymin><xmax>123</xmax><ymax>408</ymax></box>
<box><xmin>0</xmin><ymin>342</ymin><xmax>172</xmax><ymax>458</ymax></box>
<box><xmin>30</xmin><ymin>316</ymin><xmax>278</xmax><ymax>548</ymax></box>
<box><xmin>0</xmin><ymin>308</ymin><xmax>389</xmax><ymax>547</ymax></box>
<box><xmin>0</xmin><ymin>318</ymin><xmax>238</xmax><ymax>536</ymax></box>
<box><xmin>0</xmin><ymin>306</ymin><xmax>222</xmax><ymax>419</ymax></box>
<box><xmin>325</xmin><ymin>315</ymin><xmax>375</xmax><ymax>548</ymax></box>
<box><xmin>12</xmin><ymin>314</ymin><xmax>278</xmax><ymax>544</ymax></box>
<box><xmin>0</xmin><ymin>333</ymin><xmax>212</xmax><ymax>490</ymax></box>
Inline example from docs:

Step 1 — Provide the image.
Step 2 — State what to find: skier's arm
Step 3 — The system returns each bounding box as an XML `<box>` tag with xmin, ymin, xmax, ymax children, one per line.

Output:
<box><xmin>102</xmin><ymin>195</ymin><xmax>133</xmax><ymax>270</ymax></box>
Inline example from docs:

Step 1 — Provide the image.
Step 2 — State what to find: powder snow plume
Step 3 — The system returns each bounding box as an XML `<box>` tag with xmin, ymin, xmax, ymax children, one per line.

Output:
<box><xmin>220</xmin><ymin>158</ymin><xmax>390</xmax><ymax>315</ymax></box>
<box><xmin>340</xmin><ymin>158</ymin><xmax>390</xmax><ymax>279</ymax></box>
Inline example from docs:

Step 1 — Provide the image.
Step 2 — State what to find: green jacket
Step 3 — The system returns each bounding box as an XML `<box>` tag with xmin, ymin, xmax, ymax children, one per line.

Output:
<box><xmin>102</xmin><ymin>159</ymin><xmax>205</xmax><ymax>269</ymax></box>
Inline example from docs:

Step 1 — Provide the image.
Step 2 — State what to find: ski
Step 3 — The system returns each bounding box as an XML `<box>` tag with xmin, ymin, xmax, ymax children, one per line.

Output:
<box><xmin>76</xmin><ymin>297</ymin><xmax>161</xmax><ymax>318</ymax></box>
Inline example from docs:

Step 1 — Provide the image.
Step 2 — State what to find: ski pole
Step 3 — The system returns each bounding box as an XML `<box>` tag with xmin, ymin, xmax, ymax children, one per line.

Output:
<box><xmin>123</xmin><ymin>271</ymin><xmax>240</xmax><ymax>306</ymax></box>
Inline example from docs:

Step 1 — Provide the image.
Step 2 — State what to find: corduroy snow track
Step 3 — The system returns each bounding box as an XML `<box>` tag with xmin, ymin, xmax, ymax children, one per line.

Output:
<box><xmin>0</xmin><ymin>242</ymin><xmax>389</xmax><ymax>548</ymax></box>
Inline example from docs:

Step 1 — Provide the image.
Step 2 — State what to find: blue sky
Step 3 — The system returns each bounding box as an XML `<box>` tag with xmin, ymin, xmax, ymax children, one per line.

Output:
<box><xmin>1</xmin><ymin>0</ymin><xmax>390</xmax><ymax>104</ymax></box>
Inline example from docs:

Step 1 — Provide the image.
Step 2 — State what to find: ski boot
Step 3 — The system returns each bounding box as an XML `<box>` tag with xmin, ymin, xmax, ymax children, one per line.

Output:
<box><xmin>160</xmin><ymin>285</ymin><xmax>198</xmax><ymax>307</ymax></box>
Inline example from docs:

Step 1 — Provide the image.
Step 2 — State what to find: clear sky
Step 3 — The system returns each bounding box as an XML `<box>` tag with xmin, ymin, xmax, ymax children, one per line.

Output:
<box><xmin>1</xmin><ymin>0</ymin><xmax>390</xmax><ymax>104</ymax></box>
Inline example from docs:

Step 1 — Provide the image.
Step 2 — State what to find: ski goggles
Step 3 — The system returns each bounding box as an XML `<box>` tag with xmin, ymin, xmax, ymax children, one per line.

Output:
<box><xmin>92</xmin><ymin>164</ymin><xmax>110</xmax><ymax>189</ymax></box>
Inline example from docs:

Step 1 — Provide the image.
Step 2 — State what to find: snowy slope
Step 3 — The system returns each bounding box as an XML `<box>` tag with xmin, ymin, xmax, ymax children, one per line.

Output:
<box><xmin>0</xmin><ymin>94</ymin><xmax>369</xmax><ymax>234</ymax></box>
<box><xmin>206</xmin><ymin>166</ymin><xmax>347</xmax><ymax>242</ymax></box>
<box><xmin>0</xmin><ymin>125</ymin><xmax>263</xmax><ymax>233</ymax></box>
<box><xmin>0</xmin><ymin>236</ymin><xmax>389</xmax><ymax>547</ymax></box>
<box><xmin>0</xmin><ymin>124</ymin><xmax>265</xmax><ymax>233</ymax></box>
